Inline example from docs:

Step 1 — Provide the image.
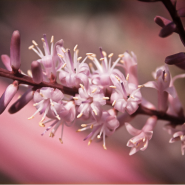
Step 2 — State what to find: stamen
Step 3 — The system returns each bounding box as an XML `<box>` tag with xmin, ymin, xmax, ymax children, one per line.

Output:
<box><xmin>79</xmin><ymin>84</ymin><xmax>84</xmax><ymax>90</ymax></box>
<box><xmin>143</xmin><ymin>137</ymin><xmax>145</xmax><ymax>142</ymax></box>
<box><xmin>32</xmin><ymin>40</ymin><xmax>38</xmax><ymax>46</ymax></box>
<box><xmin>39</xmin><ymin>122</ymin><xmax>45</xmax><ymax>127</ymax></box>
<box><xmin>118</xmin><ymin>54</ymin><xmax>124</xmax><ymax>58</ymax></box>
<box><xmin>40</xmin><ymin>93</ymin><xmax>44</xmax><ymax>97</ymax></box>
<box><xmin>73</xmin><ymin>97</ymin><xmax>78</xmax><ymax>100</ymax></box>
<box><xmin>88</xmin><ymin>139</ymin><xmax>92</xmax><ymax>146</ymax></box>
<box><xmin>103</xmin><ymin>97</ymin><xmax>109</xmax><ymax>100</ymax></box>
<box><xmin>100</xmin><ymin>58</ymin><xmax>104</xmax><ymax>61</ymax></box>
<box><xmin>180</xmin><ymin>135</ymin><xmax>184</xmax><ymax>140</ymax></box>
<box><xmin>61</xmin><ymin>47</ymin><xmax>66</xmax><ymax>53</ymax></box>
<box><xmin>57</xmin><ymin>53</ymin><xmax>64</xmax><ymax>58</ymax></box>
<box><xmin>87</xmin><ymin>56</ymin><xmax>94</xmax><ymax>61</ymax></box>
<box><xmin>49</xmin><ymin>132</ymin><xmax>54</xmax><ymax>137</ymax></box>
<box><xmin>90</xmin><ymin>124</ymin><xmax>93</xmax><ymax>129</ymax></box>
<box><xmin>130</xmin><ymin>95</ymin><xmax>135</xmax><ymax>99</ymax></box>
<box><xmin>81</xmin><ymin>124</ymin><xmax>87</xmax><ymax>127</ymax></box>
<box><xmin>77</xmin><ymin>112</ymin><xmax>83</xmax><ymax>118</ymax></box>
<box><xmin>86</xmin><ymin>53</ymin><xmax>94</xmax><ymax>56</ymax></box>
<box><xmin>91</xmin><ymin>54</ymin><xmax>96</xmax><ymax>57</ymax></box>
<box><xmin>77</xmin><ymin>57</ymin><xmax>82</xmax><ymax>61</ymax></box>
<box><xmin>138</xmin><ymin>85</ymin><xmax>144</xmax><ymax>88</ymax></box>
<box><xmin>109</xmin><ymin>86</ymin><xmax>116</xmax><ymax>89</ymax></box>
<box><xmin>112</xmin><ymin>100</ymin><xmax>116</xmax><ymax>106</ymax></box>
<box><xmin>93</xmin><ymin>109</ymin><xmax>97</xmax><ymax>115</ymax></box>
<box><xmin>28</xmin><ymin>45</ymin><xmax>34</xmax><ymax>50</ymax></box>
<box><xmin>59</xmin><ymin>138</ymin><xmax>63</xmax><ymax>144</ymax></box>
<box><xmin>61</xmin><ymin>63</ymin><xmax>67</xmax><ymax>69</ymax></box>
<box><xmin>50</xmin><ymin>36</ymin><xmax>54</xmax><ymax>43</ymax></box>
<box><xmin>120</xmin><ymin>60</ymin><xmax>124</xmax><ymax>64</ymax></box>
<box><xmin>108</xmin><ymin>53</ymin><xmax>113</xmax><ymax>58</ymax></box>
<box><xmin>41</xmin><ymin>38</ymin><xmax>45</xmax><ymax>42</ymax></box>
<box><xmin>102</xmin><ymin>51</ymin><xmax>107</xmax><ymax>57</ymax></box>
<box><xmin>56</xmin><ymin>115</ymin><xmax>61</xmax><ymax>120</ymax></box>
<box><xmin>115</xmin><ymin>75</ymin><xmax>121</xmax><ymax>81</ymax></box>
<box><xmin>74</xmin><ymin>44</ymin><xmax>78</xmax><ymax>51</ymax></box>
<box><xmin>126</xmin><ymin>74</ymin><xmax>129</xmax><ymax>81</ymax></box>
<box><xmin>92</xmin><ymin>88</ymin><xmax>97</xmax><ymax>93</ymax></box>
<box><xmin>28</xmin><ymin>116</ymin><xmax>34</xmax><ymax>120</ymax></box>
<box><xmin>103</xmin><ymin>144</ymin><xmax>107</xmax><ymax>150</ymax></box>
<box><xmin>97</xmin><ymin>135</ymin><xmax>101</xmax><ymax>139</ymax></box>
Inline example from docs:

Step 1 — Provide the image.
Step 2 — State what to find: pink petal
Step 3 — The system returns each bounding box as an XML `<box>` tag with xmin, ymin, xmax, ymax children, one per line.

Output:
<box><xmin>126</xmin><ymin>101</ymin><xmax>139</xmax><ymax>115</ymax></box>
<box><xmin>1</xmin><ymin>55</ymin><xmax>12</xmax><ymax>71</ymax></box>
<box><xmin>125</xmin><ymin>122</ymin><xmax>141</xmax><ymax>136</ymax></box>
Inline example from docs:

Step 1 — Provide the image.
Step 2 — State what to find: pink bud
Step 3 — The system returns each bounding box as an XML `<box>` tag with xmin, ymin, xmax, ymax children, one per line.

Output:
<box><xmin>9</xmin><ymin>88</ymin><xmax>34</xmax><ymax>114</ymax></box>
<box><xmin>10</xmin><ymin>30</ymin><xmax>21</xmax><ymax>71</ymax></box>
<box><xmin>0</xmin><ymin>81</ymin><xmax>19</xmax><ymax>114</ymax></box>
<box><xmin>154</xmin><ymin>16</ymin><xmax>171</xmax><ymax>28</ymax></box>
<box><xmin>31</xmin><ymin>61</ymin><xmax>43</xmax><ymax>84</ymax></box>
<box><xmin>1</xmin><ymin>54</ymin><xmax>12</xmax><ymax>71</ymax></box>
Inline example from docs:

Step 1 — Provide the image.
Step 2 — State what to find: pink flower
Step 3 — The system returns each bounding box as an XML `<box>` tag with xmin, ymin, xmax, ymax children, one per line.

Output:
<box><xmin>57</xmin><ymin>45</ymin><xmax>89</xmax><ymax>88</ymax></box>
<box><xmin>125</xmin><ymin>116</ymin><xmax>157</xmax><ymax>155</ymax></box>
<box><xmin>29</xmin><ymin>35</ymin><xmax>63</xmax><ymax>81</ymax></box>
<box><xmin>110</xmin><ymin>75</ymin><xmax>142</xmax><ymax>115</ymax></box>
<box><xmin>88</xmin><ymin>48</ymin><xmax>124</xmax><ymax>87</ymax></box>
<box><xmin>144</xmin><ymin>64</ymin><xmax>175</xmax><ymax>111</ymax></box>
<box><xmin>78</xmin><ymin>109</ymin><xmax>119</xmax><ymax>150</ymax></box>
<box><xmin>74</xmin><ymin>84</ymin><xmax>107</xmax><ymax>120</ymax></box>
<box><xmin>28</xmin><ymin>87</ymin><xmax>64</xmax><ymax>123</ymax></box>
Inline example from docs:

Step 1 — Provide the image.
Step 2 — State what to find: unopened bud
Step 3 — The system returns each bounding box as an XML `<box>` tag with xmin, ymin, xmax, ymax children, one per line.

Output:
<box><xmin>1</xmin><ymin>55</ymin><xmax>12</xmax><ymax>71</ymax></box>
<box><xmin>159</xmin><ymin>22</ymin><xmax>176</xmax><ymax>38</ymax></box>
<box><xmin>31</xmin><ymin>61</ymin><xmax>43</xmax><ymax>84</ymax></box>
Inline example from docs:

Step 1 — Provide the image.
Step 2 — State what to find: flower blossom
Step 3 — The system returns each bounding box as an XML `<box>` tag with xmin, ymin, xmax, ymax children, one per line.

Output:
<box><xmin>87</xmin><ymin>48</ymin><xmax>123</xmax><ymax>87</ymax></box>
<box><xmin>40</xmin><ymin>101</ymin><xmax>76</xmax><ymax>143</ymax></box>
<box><xmin>144</xmin><ymin>64</ymin><xmax>175</xmax><ymax>111</ymax></box>
<box><xmin>110</xmin><ymin>75</ymin><xmax>142</xmax><ymax>115</ymax></box>
<box><xmin>168</xmin><ymin>124</ymin><xmax>185</xmax><ymax>155</ymax></box>
<box><xmin>74</xmin><ymin>84</ymin><xmax>107</xmax><ymax>120</ymax></box>
<box><xmin>28</xmin><ymin>87</ymin><xmax>64</xmax><ymax>123</ymax></box>
<box><xmin>77</xmin><ymin>109</ymin><xmax>119</xmax><ymax>150</ymax></box>
<box><xmin>125</xmin><ymin>116</ymin><xmax>157</xmax><ymax>155</ymax></box>
<box><xmin>29</xmin><ymin>35</ymin><xmax>63</xmax><ymax>81</ymax></box>
<box><xmin>57</xmin><ymin>45</ymin><xmax>89</xmax><ymax>88</ymax></box>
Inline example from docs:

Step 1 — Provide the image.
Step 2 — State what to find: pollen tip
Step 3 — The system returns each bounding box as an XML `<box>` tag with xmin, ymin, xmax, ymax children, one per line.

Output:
<box><xmin>112</xmin><ymin>100</ymin><xmax>116</xmax><ymax>106</ymax></box>
<box><xmin>32</xmin><ymin>40</ymin><xmax>38</xmax><ymax>46</ymax></box>
<box><xmin>50</xmin><ymin>35</ymin><xmax>54</xmax><ymax>43</ymax></box>
<box><xmin>59</xmin><ymin>138</ymin><xmax>63</xmax><ymax>144</ymax></box>
<box><xmin>91</xmin><ymin>88</ymin><xmax>97</xmax><ymax>93</ymax></box>
<box><xmin>90</xmin><ymin>124</ymin><xmax>93</xmax><ymax>129</ymax></box>
<box><xmin>109</xmin><ymin>86</ymin><xmax>116</xmax><ymax>89</ymax></box>
<box><xmin>41</xmin><ymin>38</ymin><xmax>45</xmax><ymax>42</ymax></box>
<box><xmin>118</xmin><ymin>54</ymin><xmax>124</xmax><ymax>58</ymax></box>
<box><xmin>74</xmin><ymin>44</ymin><xmax>78</xmax><ymax>51</ymax></box>
<box><xmin>81</xmin><ymin>124</ymin><xmax>87</xmax><ymax>127</ymax></box>
<box><xmin>77</xmin><ymin>57</ymin><xmax>82</xmax><ymax>61</ymax></box>
<box><xmin>28</xmin><ymin>45</ymin><xmax>34</xmax><ymax>50</ymax></box>
<box><xmin>56</xmin><ymin>115</ymin><xmax>61</xmax><ymax>120</ymax></box>
<box><xmin>49</xmin><ymin>132</ymin><xmax>54</xmax><ymax>137</ymax></box>
<box><xmin>102</xmin><ymin>51</ymin><xmax>107</xmax><ymax>57</ymax></box>
<box><xmin>120</xmin><ymin>60</ymin><xmax>124</xmax><ymax>64</ymax></box>
<box><xmin>77</xmin><ymin>113</ymin><xmax>83</xmax><ymax>118</ymax></box>
<box><xmin>108</xmin><ymin>53</ymin><xmax>114</xmax><ymax>58</ymax></box>
<box><xmin>88</xmin><ymin>139</ymin><xmax>92</xmax><ymax>146</ymax></box>
<box><xmin>103</xmin><ymin>144</ymin><xmax>107</xmax><ymax>150</ymax></box>
<box><xmin>138</xmin><ymin>85</ymin><xmax>144</xmax><ymax>88</ymax></box>
<box><xmin>79</xmin><ymin>84</ymin><xmax>84</xmax><ymax>89</ymax></box>
<box><xmin>97</xmin><ymin>135</ymin><xmax>101</xmax><ymax>139</ymax></box>
<box><xmin>100</xmin><ymin>58</ymin><xmax>104</xmax><ymax>61</ymax></box>
<box><xmin>126</xmin><ymin>74</ymin><xmax>129</xmax><ymax>81</ymax></box>
<box><xmin>27</xmin><ymin>70</ymin><xmax>32</xmax><ymax>77</ymax></box>
<box><xmin>28</xmin><ymin>116</ymin><xmax>34</xmax><ymax>120</ymax></box>
<box><xmin>87</xmin><ymin>56</ymin><xmax>94</xmax><ymax>61</ymax></box>
<box><xmin>73</xmin><ymin>97</ymin><xmax>78</xmax><ymax>100</ymax></box>
<box><xmin>39</xmin><ymin>122</ymin><xmax>45</xmax><ymax>127</ymax></box>
<box><xmin>103</xmin><ymin>97</ymin><xmax>109</xmax><ymax>100</ymax></box>
<box><xmin>61</xmin><ymin>63</ymin><xmax>66</xmax><ymax>69</ymax></box>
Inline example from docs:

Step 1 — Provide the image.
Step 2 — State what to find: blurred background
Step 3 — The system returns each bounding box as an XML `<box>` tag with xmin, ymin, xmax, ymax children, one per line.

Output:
<box><xmin>0</xmin><ymin>0</ymin><xmax>185</xmax><ymax>183</ymax></box>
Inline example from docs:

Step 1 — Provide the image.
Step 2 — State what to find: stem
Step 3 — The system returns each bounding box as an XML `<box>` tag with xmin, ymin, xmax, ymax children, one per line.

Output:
<box><xmin>0</xmin><ymin>67</ymin><xmax>78</xmax><ymax>96</ymax></box>
<box><xmin>162</xmin><ymin>0</ymin><xmax>185</xmax><ymax>46</ymax></box>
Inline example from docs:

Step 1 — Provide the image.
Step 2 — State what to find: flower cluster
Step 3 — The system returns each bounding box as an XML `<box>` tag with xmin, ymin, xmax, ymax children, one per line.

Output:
<box><xmin>0</xmin><ymin>28</ymin><xmax>185</xmax><ymax>155</ymax></box>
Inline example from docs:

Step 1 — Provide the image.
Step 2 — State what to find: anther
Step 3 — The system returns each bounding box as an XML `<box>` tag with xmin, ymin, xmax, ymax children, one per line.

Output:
<box><xmin>93</xmin><ymin>109</ymin><xmax>97</xmax><ymax>115</ymax></box>
<box><xmin>112</xmin><ymin>100</ymin><xmax>116</xmax><ymax>106</ymax></box>
<box><xmin>86</xmin><ymin>53</ymin><xmax>94</xmax><ymax>56</ymax></box>
<box><xmin>126</xmin><ymin>74</ymin><xmax>129</xmax><ymax>81</ymax></box>
<box><xmin>91</xmin><ymin>54</ymin><xmax>96</xmax><ymax>57</ymax></box>
<box><xmin>33</xmin><ymin>103</ymin><xmax>38</xmax><ymax>106</ymax></box>
<box><xmin>77</xmin><ymin>113</ymin><xmax>83</xmax><ymax>118</ymax></box>
<box><xmin>88</xmin><ymin>56</ymin><xmax>94</xmax><ymax>61</ymax></box>
<box><xmin>120</xmin><ymin>60</ymin><xmax>124</xmax><ymax>64</ymax></box>
<box><xmin>81</xmin><ymin>124</ymin><xmax>87</xmax><ymax>127</ymax></box>
<box><xmin>100</xmin><ymin>58</ymin><xmax>104</xmax><ymax>61</ymax></box>
<box><xmin>39</xmin><ymin>122</ymin><xmax>45</xmax><ymax>127</ymax></box>
<box><xmin>118</xmin><ymin>54</ymin><xmax>124</xmax><ymax>58</ymax></box>
<box><xmin>97</xmin><ymin>135</ymin><xmax>101</xmax><ymax>139</ymax></box>
<box><xmin>56</xmin><ymin>115</ymin><xmax>61</xmax><ymax>120</ymax></box>
<box><xmin>103</xmin><ymin>97</ymin><xmax>109</xmax><ymax>100</ymax></box>
<box><xmin>102</xmin><ymin>51</ymin><xmax>107</xmax><ymax>57</ymax></box>
<box><xmin>108</xmin><ymin>53</ymin><xmax>113</xmax><ymax>58</ymax></box>
<box><xmin>40</xmin><ymin>93</ymin><xmax>44</xmax><ymax>97</ymax></box>
<box><xmin>61</xmin><ymin>63</ymin><xmax>67</xmax><ymax>69</ymax></box>
<box><xmin>109</xmin><ymin>86</ymin><xmax>116</xmax><ymax>89</ymax></box>
<box><xmin>32</xmin><ymin>40</ymin><xmax>38</xmax><ymax>46</ymax></box>
<box><xmin>103</xmin><ymin>144</ymin><xmax>107</xmax><ymax>150</ymax></box>
<box><xmin>92</xmin><ymin>88</ymin><xmax>97</xmax><ymax>93</ymax></box>
<box><xmin>41</xmin><ymin>38</ymin><xmax>45</xmax><ymax>42</ymax></box>
<box><xmin>27</xmin><ymin>70</ymin><xmax>32</xmax><ymax>77</ymax></box>
<box><xmin>28</xmin><ymin>116</ymin><xmax>34</xmax><ymax>120</ymax></box>
<box><xmin>58</xmin><ymin>53</ymin><xmax>64</xmax><ymax>58</ymax></box>
<box><xmin>73</xmin><ymin>97</ymin><xmax>78</xmax><ymax>100</ymax></box>
<box><xmin>79</xmin><ymin>84</ymin><xmax>84</xmax><ymax>89</ymax></box>
<box><xmin>138</xmin><ymin>85</ymin><xmax>144</xmax><ymax>88</ymax></box>
<box><xmin>115</xmin><ymin>75</ymin><xmax>121</xmax><ymax>81</ymax></box>
<box><xmin>90</xmin><ymin>124</ymin><xmax>93</xmax><ymax>129</ymax></box>
<box><xmin>74</xmin><ymin>44</ymin><xmax>78</xmax><ymax>51</ymax></box>
<box><xmin>50</xmin><ymin>36</ymin><xmax>54</xmax><ymax>43</ymax></box>
<box><xmin>130</xmin><ymin>95</ymin><xmax>135</xmax><ymax>99</ymax></box>
<box><xmin>77</xmin><ymin>57</ymin><xmax>82</xmax><ymax>61</ymax></box>
<box><xmin>61</xmin><ymin>48</ymin><xmax>66</xmax><ymax>53</ymax></box>
<box><xmin>28</xmin><ymin>45</ymin><xmax>34</xmax><ymax>50</ymax></box>
<box><xmin>59</xmin><ymin>138</ymin><xmax>63</xmax><ymax>144</ymax></box>
<box><xmin>49</xmin><ymin>132</ymin><xmax>54</xmax><ymax>137</ymax></box>
<box><xmin>88</xmin><ymin>140</ymin><xmax>92</xmax><ymax>146</ymax></box>
<box><xmin>17</xmin><ymin>95</ymin><xmax>21</xmax><ymax>99</ymax></box>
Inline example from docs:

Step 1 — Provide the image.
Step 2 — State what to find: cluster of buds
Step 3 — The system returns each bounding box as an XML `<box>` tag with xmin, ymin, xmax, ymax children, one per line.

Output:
<box><xmin>0</xmin><ymin>27</ymin><xmax>185</xmax><ymax>155</ymax></box>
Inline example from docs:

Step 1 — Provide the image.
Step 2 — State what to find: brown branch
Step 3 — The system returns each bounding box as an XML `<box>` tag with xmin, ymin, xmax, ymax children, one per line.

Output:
<box><xmin>162</xmin><ymin>0</ymin><xmax>185</xmax><ymax>46</ymax></box>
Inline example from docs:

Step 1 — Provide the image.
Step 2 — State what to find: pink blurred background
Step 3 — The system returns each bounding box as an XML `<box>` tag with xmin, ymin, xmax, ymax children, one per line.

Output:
<box><xmin>0</xmin><ymin>0</ymin><xmax>185</xmax><ymax>183</ymax></box>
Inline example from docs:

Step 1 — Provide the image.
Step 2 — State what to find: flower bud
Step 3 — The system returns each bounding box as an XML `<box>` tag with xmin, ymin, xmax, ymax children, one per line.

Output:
<box><xmin>0</xmin><ymin>81</ymin><xmax>19</xmax><ymax>114</ymax></box>
<box><xmin>9</xmin><ymin>88</ymin><xmax>34</xmax><ymax>114</ymax></box>
<box><xmin>159</xmin><ymin>22</ymin><xmax>176</xmax><ymax>38</ymax></box>
<box><xmin>154</xmin><ymin>16</ymin><xmax>171</xmax><ymax>28</ymax></box>
<box><xmin>1</xmin><ymin>54</ymin><xmax>12</xmax><ymax>71</ymax></box>
<box><xmin>31</xmin><ymin>61</ymin><xmax>43</xmax><ymax>83</ymax></box>
<box><xmin>10</xmin><ymin>30</ymin><xmax>21</xmax><ymax>71</ymax></box>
